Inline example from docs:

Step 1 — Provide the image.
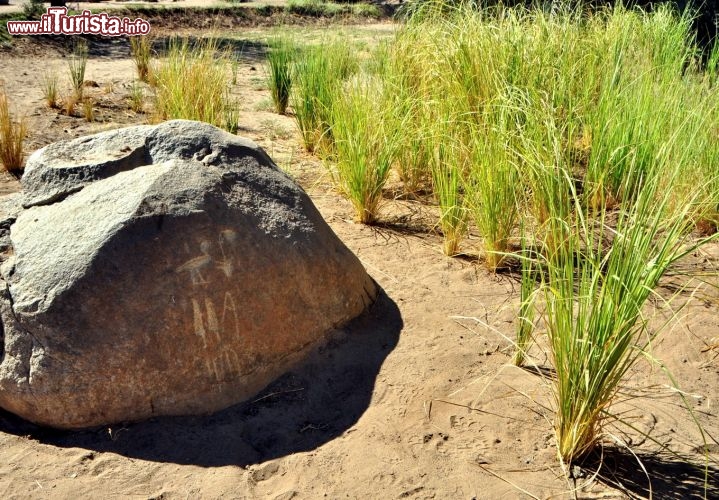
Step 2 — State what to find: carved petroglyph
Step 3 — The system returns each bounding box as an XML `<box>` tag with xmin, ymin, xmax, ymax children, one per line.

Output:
<box><xmin>177</xmin><ymin>230</ymin><xmax>240</xmax><ymax>284</ymax></box>
<box><xmin>204</xmin><ymin>360</ymin><xmax>216</xmax><ymax>380</ymax></box>
<box><xmin>221</xmin><ymin>229</ymin><xmax>238</xmax><ymax>244</ymax></box>
<box><xmin>204</xmin><ymin>348</ymin><xmax>243</xmax><ymax>382</ymax></box>
<box><xmin>192</xmin><ymin>294</ymin><xmax>244</xmax><ymax>346</ymax></box>
<box><xmin>205</xmin><ymin>298</ymin><xmax>221</xmax><ymax>343</ymax></box>
<box><xmin>222</xmin><ymin>291</ymin><xmax>241</xmax><ymax>338</ymax></box>
<box><xmin>217</xmin><ymin>258</ymin><xmax>233</xmax><ymax>278</ymax></box>
<box><xmin>192</xmin><ymin>297</ymin><xmax>228</xmax><ymax>347</ymax></box>
<box><xmin>182</xmin><ymin>230</ymin><xmax>246</xmax><ymax>380</ymax></box>
<box><xmin>217</xmin><ymin>229</ymin><xmax>239</xmax><ymax>278</ymax></box>
<box><xmin>176</xmin><ymin>240</ymin><xmax>212</xmax><ymax>285</ymax></box>
<box><xmin>192</xmin><ymin>299</ymin><xmax>208</xmax><ymax>348</ymax></box>
<box><xmin>211</xmin><ymin>358</ymin><xmax>223</xmax><ymax>382</ymax></box>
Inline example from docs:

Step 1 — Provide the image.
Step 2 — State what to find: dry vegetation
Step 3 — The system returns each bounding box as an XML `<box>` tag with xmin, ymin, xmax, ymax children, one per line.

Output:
<box><xmin>0</xmin><ymin>86</ymin><xmax>26</xmax><ymax>174</ymax></box>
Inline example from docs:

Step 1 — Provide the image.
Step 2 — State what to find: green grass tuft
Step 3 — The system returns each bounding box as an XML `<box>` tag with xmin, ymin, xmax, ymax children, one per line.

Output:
<box><xmin>266</xmin><ymin>35</ymin><xmax>294</xmax><ymax>115</ymax></box>
<box><xmin>329</xmin><ymin>77</ymin><xmax>399</xmax><ymax>224</ymax></box>
<box><xmin>292</xmin><ymin>40</ymin><xmax>357</xmax><ymax>153</ymax></box>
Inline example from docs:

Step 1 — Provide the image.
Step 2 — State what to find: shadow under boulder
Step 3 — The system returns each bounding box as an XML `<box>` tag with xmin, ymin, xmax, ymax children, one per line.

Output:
<box><xmin>0</xmin><ymin>288</ymin><xmax>402</xmax><ymax>467</ymax></box>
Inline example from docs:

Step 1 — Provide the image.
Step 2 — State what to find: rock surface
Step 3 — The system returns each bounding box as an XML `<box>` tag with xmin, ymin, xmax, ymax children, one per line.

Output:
<box><xmin>0</xmin><ymin>120</ymin><xmax>377</xmax><ymax>429</ymax></box>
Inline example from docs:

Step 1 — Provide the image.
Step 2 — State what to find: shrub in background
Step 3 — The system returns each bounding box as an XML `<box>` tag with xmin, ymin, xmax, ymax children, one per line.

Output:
<box><xmin>22</xmin><ymin>0</ymin><xmax>45</xmax><ymax>19</ymax></box>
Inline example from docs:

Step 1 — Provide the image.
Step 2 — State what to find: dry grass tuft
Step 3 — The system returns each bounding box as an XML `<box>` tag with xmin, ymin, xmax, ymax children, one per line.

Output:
<box><xmin>83</xmin><ymin>97</ymin><xmax>95</xmax><ymax>122</ymax></box>
<box><xmin>40</xmin><ymin>70</ymin><xmax>59</xmax><ymax>109</ymax></box>
<box><xmin>62</xmin><ymin>92</ymin><xmax>78</xmax><ymax>116</ymax></box>
<box><xmin>68</xmin><ymin>39</ymin><xmax>88</xmax><ymax>100</ymax></box>
<box><xmin>129</xmin><ymin>82</ymin><xmax>144</xmax><ymax>113</ymax></box>
<box><xmin>130</xmin><ymin>36</ymin><xmax>153</xmax><ymax>83</ymax></box>
<box><xmin>0</xmin><ymin>87</ymin><xmax>27</xmax><ymax>174</ymax></box>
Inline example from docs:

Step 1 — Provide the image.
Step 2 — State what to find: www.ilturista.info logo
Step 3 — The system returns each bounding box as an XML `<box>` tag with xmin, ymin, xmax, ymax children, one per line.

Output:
<box><xmin>6</xmin><ymin>8</ymin><xmax>151</xmax><ymax>36</ymax></box>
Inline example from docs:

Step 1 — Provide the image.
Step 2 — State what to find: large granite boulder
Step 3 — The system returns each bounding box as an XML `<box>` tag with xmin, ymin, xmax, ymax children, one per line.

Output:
<box><xmin>0</xmin><ymin>120</ymin><xmax>377</xmax><ymax>429</ymax></box>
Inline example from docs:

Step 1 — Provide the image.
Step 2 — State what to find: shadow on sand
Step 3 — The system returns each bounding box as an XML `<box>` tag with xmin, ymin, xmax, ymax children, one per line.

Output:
<box><xmin>581</xmin><ymin>446</ymin><xmax>719</xmax><ymax>499</ymax></box>
<box><xmin>27</xmin><ymin>35</ymin><xmax>270</xmax><ymax>64</ymax></box>
<box><xmin>0</xmin><ymin>287</ymin><xmax>402</xmax><ymax>467</ymax></box>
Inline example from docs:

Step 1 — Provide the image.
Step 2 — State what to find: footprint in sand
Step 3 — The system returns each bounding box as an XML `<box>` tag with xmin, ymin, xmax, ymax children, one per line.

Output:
<box><xmin>407</xmin><ymin>431</ymin><xmax>452</xmax><ymax>456</ymax></box>
<box><xmin>249</xmin><ymin>461</ymin><xmax>281</xmax><ymax>483</ymax></box>
<box><xmin>371</xmin><ymin>470</ymin><xmax>399</xmax><ymax>488</ymax></box>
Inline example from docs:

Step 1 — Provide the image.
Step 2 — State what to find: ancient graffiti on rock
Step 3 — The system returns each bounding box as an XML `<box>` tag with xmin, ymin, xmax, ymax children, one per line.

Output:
<box><xmin>179</xmin><ymin>230</ymin><xmax>246</xmax><ymax>381</ymax></box>
<box><xmin>217</xmin><ymin>229</ymin><xmax>238</xmax><ymax>278</ymax></box>
<box><xmin>176</xmin><ymin>241</ymin><xmax>212</xmax><ymax>285</ymax></box>
<box><xmin>204</xmin><ymin>347</ymin><xmax>242</xmax><ymax>383</ymax></box>
<box><xmin>191</xmin><ymin>295</ymin><xmax>239</xmax><ymax>348</ymax></box>
<box><xmin>222</xmin><ymin>291</ymin><xmax>240</xmax><ymax>338</ymax></box>
<box><xmin>175</xmin><ymin>229</ymin><xmax>239</xmax><ymax>285</ymax></box>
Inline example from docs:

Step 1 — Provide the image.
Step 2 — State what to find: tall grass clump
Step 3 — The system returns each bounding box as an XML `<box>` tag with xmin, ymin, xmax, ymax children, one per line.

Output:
<box><xmin>581</xmin><ymin>5</ymin><xmax>697</xmax><ymax>208</ymax></box>
<box><xmin>393</xmin><ymin>99</ymin><xmax>433</xmax><ymax>196</ymax></box>
<box><xmin>224</xmin><ymin>95</ymin><xmax>241</xmax><ymax>134</ymax></box>
<box><xmin>329</xmin><ymin>78</ymin><xmax>399</xmax><ymax>224</ymax></box>
<box><xmin>382</xmin><ymin>31</ymin><xmax>439</xmax><ymax>196</ymax></box>
<box><xmin>62</xmin><ymin>91</ymin><xmax>78</xmax><ymax>117</ymax></box>
<box><xmin>82</xmin><ymin>97</ymin><xmax>94</xmax><ymax>122</ymax></box>
<box><xmin>584</xmin><ymin>64</ymin><xmax>676</xmax><ymax>208</ymax></box>
<box><xmin>430</xmin><ymin>124</ymin><xmax>468</xmax><ymax>256</ymax></box>
<box><xmin>292</xmin><ymin>40</ymin><xmax>357</xmax><ymax>153</ymax></box>
<box><xmin>663</xmin><ymin>83</ymin><xmax>719</xmax><ymax>234</ymax></box>
<box><xmin>129</xmin><ymin>82</ymin><xmax>145</xmax><ymax>113</ymax></box>
<box><xmin>464</xmin><ymin>98</ymin><xmax>522</xmax><ymax>270</ymax></box>
<box><xmin>0</xmin><ymin>88</ymin><xmax>27</xmax><ymax>174</ymax></box>
<box><xmin>68</xmin><ymin>39</ymin><xmax>88</xmax><ymax>100</ymax></box>
<box><xmin>266</xmin><ymin>35</ymin><xmax>294</xmax><ymax>115</ymax></box>
<box><xmin>698</xmin><ymin>120</ymin><xmax>719</xmax><ymax>231</ymax></box>
<box><xmin>538</xmin><ymin>161</ymin><xmax>710</xmax><ymax>465</ymax></box>
<box><xmin>130</xmin><ymin>35</ymin><xmax>153</xmax><ymax>83</ymax></box>
<box><xmin>512</xmin><ymin>223</ymin><xmax>537</xmax><ymax>367</ymax></box>
<box><xmin>517</xmin><ymin>96</ymin><xmax>576</xmax><ymax>255</ymax></box>
<box><xmin>153</xmin><ymin>38</ymin><xmax>237</xmax><ymax>131</ymax></box>
<box><xmin>385</xmin><ymin>1</ymin><xmax>719</xmax><ymax>469</ymax></box>
<box><xmin>707</xmin><ymin>39</ymin><xmax>719</xmax><ymax>87</ymax></box>
<box><xmin>518</xmin><ymin>82</ymin><xmax>719</xmax><ymax>464</ymax></box>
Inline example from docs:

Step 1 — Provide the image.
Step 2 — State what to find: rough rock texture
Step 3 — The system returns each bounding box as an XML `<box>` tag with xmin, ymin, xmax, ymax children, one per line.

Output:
<box><xmin>0</xmin><ymin>120</ymin><xmax>377</xmax><ymax>429</ymax></box>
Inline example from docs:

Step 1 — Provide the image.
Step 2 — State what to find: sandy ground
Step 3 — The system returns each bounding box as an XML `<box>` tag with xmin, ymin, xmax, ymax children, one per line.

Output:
<box><xmin>0</xmin><ymin>19</ymin><xmax>718</xmax><ymax>500</ymax></box>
